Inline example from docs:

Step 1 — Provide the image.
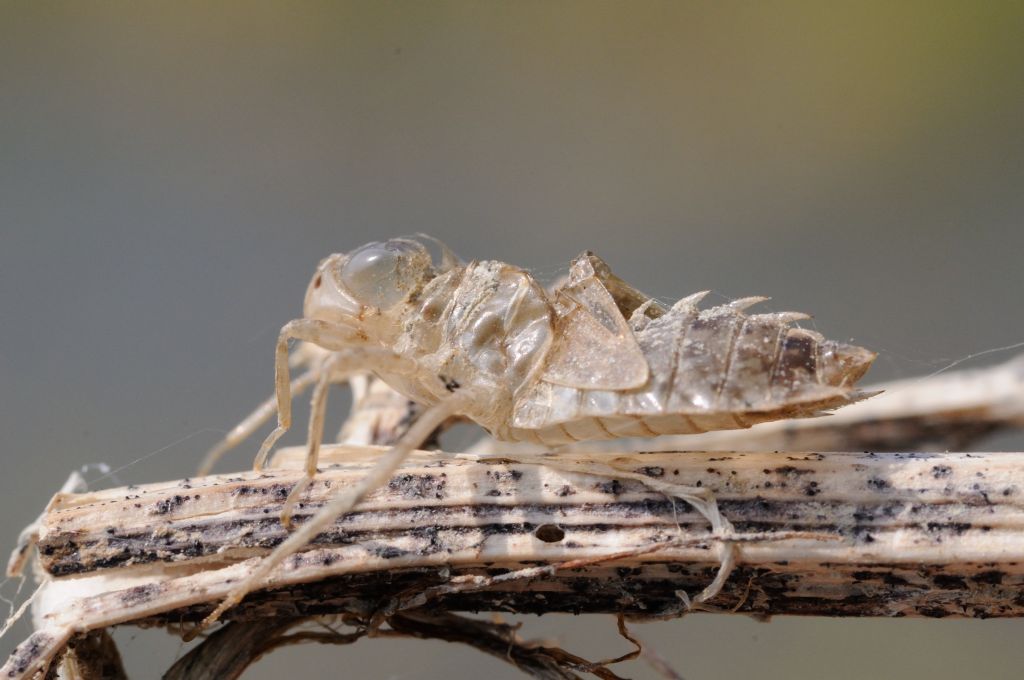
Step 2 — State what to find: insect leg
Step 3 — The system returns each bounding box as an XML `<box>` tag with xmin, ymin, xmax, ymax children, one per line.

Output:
<box><xmin>595</xmin><ymin>461</ymin><xmax>738</xmax><ymax>605</ymax></box>
<box><xmin>196</xmin><ymin>364</ymin><xmax>322</xmax><ymax>477</ymax></box>
<box><xmin>190</xmin><ymin>388</ymin><xmax>479</xmax><ymax>636</ymax></box>
<box><xmin>252</xmin><ymin>319</ymin><xmax>416</xmax><ymax>471</ymax></box>
<box><xmin>278</xmin><ymin>352</ymin><xmax>420</xmax><ymax>527</ymax></box>
<box><xmin>279</xmin><ymin>354</ymin><xmax>339</xmax><ymax>528</ymax></box>
<box><xmin>600</xmin><ymin>463</ymin><xmax>738</xmax><ymax>606</ymax></box>
<box><xmin>510</xmin><ymin>455</ymin><xmax>737</xmax><ymax>606</ymax></box>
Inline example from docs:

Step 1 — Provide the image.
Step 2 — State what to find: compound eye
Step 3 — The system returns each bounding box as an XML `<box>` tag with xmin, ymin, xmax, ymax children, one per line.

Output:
<box><xmin>340</xmin><ymin>241</ymin><xmax>415</xmax><ymax>308</ymax></box>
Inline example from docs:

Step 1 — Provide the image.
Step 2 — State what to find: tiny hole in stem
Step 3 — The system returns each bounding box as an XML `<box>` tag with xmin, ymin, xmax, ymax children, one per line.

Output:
<box><xmin>534</xmin><ymin>524</ymin><xmax>565</xmax><ymax>543</ymax></box>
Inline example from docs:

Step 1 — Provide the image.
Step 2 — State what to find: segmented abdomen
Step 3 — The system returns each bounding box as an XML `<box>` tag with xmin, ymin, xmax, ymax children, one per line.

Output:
<box><xmin>509</xmin><ymin>294</ymin><xmax>875</xmax><ymax>444</ymax></box>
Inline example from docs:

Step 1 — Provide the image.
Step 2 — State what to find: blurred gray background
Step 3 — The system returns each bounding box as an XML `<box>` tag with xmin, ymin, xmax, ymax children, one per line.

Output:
<box><xmin>2</xmin><ymin>2</ymin><xmax>1023</xmax><ymax>678</ymax></box>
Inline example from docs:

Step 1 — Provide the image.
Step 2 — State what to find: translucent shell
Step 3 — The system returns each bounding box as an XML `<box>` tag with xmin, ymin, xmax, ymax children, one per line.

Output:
<box><xmin>509</xmin><ymin>253</ymin><xmax>876</xmax><ymax>439</ymax></box>
<box><xmin>340</xmin><ymin>240</ymin><xmax>427</xmax><ymax>309</ymax></box>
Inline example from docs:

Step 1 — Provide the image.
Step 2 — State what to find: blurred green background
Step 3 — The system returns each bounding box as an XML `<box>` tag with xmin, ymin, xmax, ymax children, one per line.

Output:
<box><xmin>2</xmin><ymin>2</ymin><xmax>1023</xmax><ymax>678</ymax></box>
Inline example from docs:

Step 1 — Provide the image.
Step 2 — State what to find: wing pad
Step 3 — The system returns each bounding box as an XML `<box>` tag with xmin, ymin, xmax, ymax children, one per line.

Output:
<box><xmin>538</xmin><ymin>253</ymin><xmax>650</xmax><ymax>390</ymax></box>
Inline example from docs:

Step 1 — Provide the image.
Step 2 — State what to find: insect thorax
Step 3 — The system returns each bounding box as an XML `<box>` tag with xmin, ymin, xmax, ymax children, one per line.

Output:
<box><xmin>382</xmin><ymin>260</ymin><xmax>554</xmax><ymax>429</ymax></box>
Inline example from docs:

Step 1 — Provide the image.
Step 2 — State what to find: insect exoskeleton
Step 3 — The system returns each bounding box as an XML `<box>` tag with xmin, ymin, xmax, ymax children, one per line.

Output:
<box><xmin>301</xmin><ymin>238</ymin><xmax>876</xmax><ymax>445</ymax></box>
<box><xmin>508</xmin><ymin>254</ymin><xmax>876</xmax><ymax>444</ymax></box>
<box><xmin>301</xmin><ymin>238</ymin><xmax>556</xmax><ymax>434</ymax></box>
<box><xmin>195</xmin><ymin>236</ymin><xmax>875</xmax><ymax>633</ymax></box>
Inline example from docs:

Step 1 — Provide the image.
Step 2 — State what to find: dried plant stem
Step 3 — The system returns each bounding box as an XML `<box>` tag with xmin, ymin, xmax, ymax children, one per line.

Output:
<box><xmin>6</xmin><ymin>444</ymin><xmax>1024</xmax><ymax>677</ymax></box>
<box><xmin>4</xmin><ymin>356</ymin><xmax>1023</xmax><ymax>678</ymax></box>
